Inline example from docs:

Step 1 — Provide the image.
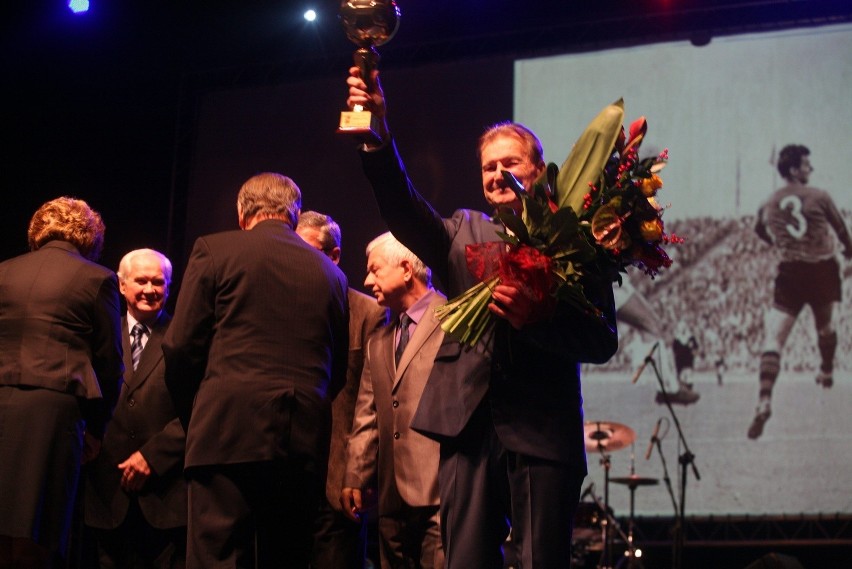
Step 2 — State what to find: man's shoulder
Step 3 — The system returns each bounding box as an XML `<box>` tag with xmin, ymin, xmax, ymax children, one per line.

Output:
<box><xmin>348</xmin><ymin>287</ymin><xmax>377</xmax><ymax>307</ymax></box>
<box><xmin>348</xmin><ymin>288</ymin><xmax>387</xmax><ymax>321</ymax></box>
<box><xmin>195</xmin><ymin>228</ymin><xmax>246</xmax><ymax>247</ymax></box>
<box><xmin>449</xmin><ymin>208</ymin><xmax>491</xmax><ymax>221</ymax></box>
<box><xmin>446</xmin><ymin>208</ymin><xmax>497</xmax><ymax>231</ymax></box>
<box><xmin>766</xmin><ymin>184</ymin><xmax>829</xmax><ymax>201</ymax></box>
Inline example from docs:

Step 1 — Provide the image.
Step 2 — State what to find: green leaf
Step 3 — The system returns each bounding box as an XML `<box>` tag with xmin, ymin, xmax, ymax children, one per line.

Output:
<box><xmin>500</xmin><ymin>170</ymin><xmax>525</xmax><ymax>197</ymax></box>
<box><xmin>521</xmin><ymin>197</ymin><xmax>548</xmax><ymax>240</ymax></box>
<box><xmin>546</xmin><ymin>163</ymin><xmax>559</xmax><ymax>202</ymax></box>
<box><xmin>495</xmin><ymin>230</ymin><xmax>520</xmax><ymax>247</ymax></box>
<box><xmin>545</xmin><ymin>207</ymin><xmax>580</xmax><ymax>249</ymax></box>
<box><xmin>496</xmin><ymin>211</ymin><xmax>531</xmax><ymax>243</ymax></box>
<box><xmin>556</xmin><ymin>99</ymin><xmax>625</xmax><ymax>215</ymax></box>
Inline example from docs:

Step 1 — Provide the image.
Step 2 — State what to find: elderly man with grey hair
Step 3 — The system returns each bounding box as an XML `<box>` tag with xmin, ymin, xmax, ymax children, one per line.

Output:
<box><xmin>86</xmin><ymin>248</ymin><xmax>187</xmax><ymax>569</ymax></box>
<box><xmin>341</xmin><ymin>232</ymin><xmax>446</xmax><ymax>569</ymax></box>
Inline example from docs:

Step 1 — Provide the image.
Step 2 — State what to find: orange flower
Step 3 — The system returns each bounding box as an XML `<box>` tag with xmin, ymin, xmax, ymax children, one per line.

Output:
<box><xmin>640</xmin><ymin>174</ymin><xmax>663</xmax><ymax>197</ymax></box>
<box><xmin>639</xmin><ymin>219</ymin><xmax>663</xmax><ymax>242</ymax></box>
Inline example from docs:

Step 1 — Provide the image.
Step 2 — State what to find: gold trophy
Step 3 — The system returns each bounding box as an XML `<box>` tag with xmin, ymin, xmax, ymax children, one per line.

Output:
<box><xmin>338</xmin><ymin>0</ymin><xmax>401</xmax><ymax>143</ymax></box>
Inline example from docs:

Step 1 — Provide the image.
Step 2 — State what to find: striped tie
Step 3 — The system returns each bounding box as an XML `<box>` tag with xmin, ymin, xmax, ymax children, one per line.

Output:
<box><xmin>395</xmin><ymin>313</ymin><xmax>412</xmax><ymax>366</ymax></box>
<box><xmin>130</xmin><ymin>323</ymin><xmax>147</xmax><ymax>371</ymax></box>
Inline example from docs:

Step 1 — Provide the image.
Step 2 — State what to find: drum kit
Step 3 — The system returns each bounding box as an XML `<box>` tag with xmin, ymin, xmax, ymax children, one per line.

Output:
<box><xmin>572</xmin><ymin>420</ymin><xmax>659</xmax><ymax>569</ymax></box>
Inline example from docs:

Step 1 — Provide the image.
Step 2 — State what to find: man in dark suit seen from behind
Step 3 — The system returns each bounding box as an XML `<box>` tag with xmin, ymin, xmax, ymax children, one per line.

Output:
<box><xmin>296</xmin><ymin>211</ymin><xmax>388</xmax><ymax>569</ymax></box>
<box><xmin>85</xmin><ymin>248</ymin><xmax>186</xmax><ymax>568</ymax></box>
<box><xmin>0</xmin><ymin>197</ymin><xmax>123</xmax><ymax>569</ymax></box>
<box><xmin>163</xmin><ymin>173</ymin><xmax>349</xmax><ymax>569</ymax></box>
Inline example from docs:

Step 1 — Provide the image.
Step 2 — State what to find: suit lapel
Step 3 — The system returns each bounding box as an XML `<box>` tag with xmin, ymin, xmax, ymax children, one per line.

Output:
<box><xmin>394</xmin><ymin>293</ymin><xmax>444</xmax><ymax>386</ymax></box>
<box><xmin>124</xmin><ymin>312</ymin><xmax>170</xmax><ymax>394</ymax></box>
<box><xmin>377</xmin><ymin>324</ymin><xmax>396</xmax><ymax>382</ymax></box>
<box><xmin>121</xmin><ymin>317</ymin><xmax>134</xmax><ymax>388</ymax></box>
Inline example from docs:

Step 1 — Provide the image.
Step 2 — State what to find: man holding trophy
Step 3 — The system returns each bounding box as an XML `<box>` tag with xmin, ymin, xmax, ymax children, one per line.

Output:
<box><xmin>339</xmin><ymin>2</ymin><xmax>619</xmax><ymax>567</ymax></box>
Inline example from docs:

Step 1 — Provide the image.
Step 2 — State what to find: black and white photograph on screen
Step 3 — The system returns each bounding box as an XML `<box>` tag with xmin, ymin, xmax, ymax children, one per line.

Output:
<box><xmin>516</xmin><ymin>23</ymin><xmax>852</xmax><ymax>519</ymax></box>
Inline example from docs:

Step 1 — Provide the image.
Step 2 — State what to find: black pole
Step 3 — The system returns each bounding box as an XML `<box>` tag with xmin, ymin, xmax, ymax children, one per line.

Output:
<box><xmin>643</xmin><ymin>356</ymin><xmax>701</xmax><ymax>569</ymax></box>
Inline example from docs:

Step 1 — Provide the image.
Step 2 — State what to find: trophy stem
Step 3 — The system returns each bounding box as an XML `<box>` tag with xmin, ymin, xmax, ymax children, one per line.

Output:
<box><xmin>354</xmin><ymin>46</ymin><xmax>380</xmax><ymax>92</ymax></box>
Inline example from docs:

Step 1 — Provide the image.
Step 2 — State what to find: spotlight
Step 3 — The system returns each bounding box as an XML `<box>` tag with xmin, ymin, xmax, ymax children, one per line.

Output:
<box><xmin>68</xmin><ymin>0</ymin><xmax>90</xmax><ymax>14</ymax></box>
<box><xmin>304</xmin><ymin>9</ymin><xmax>317</xmax><ymax>22</ymax></box>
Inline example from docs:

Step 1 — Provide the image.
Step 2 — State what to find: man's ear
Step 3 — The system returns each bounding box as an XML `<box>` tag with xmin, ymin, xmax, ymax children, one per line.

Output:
<box><xmin>329</xmin><ymin>247</ymin><xmax>342</xmax><ymax>265</ymax></box>
<box><xmin>237</xmin><ymin>202</ymin><xmax>247</xmax><ymax>230</ymax></box>
<box><xmin>399</xmin><ymin>259</ymin><xmax>413</xmax><ymax>283</ymax></box>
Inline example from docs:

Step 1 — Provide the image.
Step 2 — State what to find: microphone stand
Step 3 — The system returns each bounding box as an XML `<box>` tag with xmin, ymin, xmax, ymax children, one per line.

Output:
<box><xmin>650</xmin><ymin>428</ymin><xmax>679</xmax><ymax>520</ymax></box>
<box><xmin>587</xmin><ymin>481</ymin><xmax>632</xmax><ymax>569</ymax></box>
<box><xmin>642</xmin><ymin>355</ymin><xmax>701</xmax><ymax>569</ymax></box>
<box><xmin>595</xmin><ymin>441</ymin><xmax>614</xmax><ymax>569</ymax></box>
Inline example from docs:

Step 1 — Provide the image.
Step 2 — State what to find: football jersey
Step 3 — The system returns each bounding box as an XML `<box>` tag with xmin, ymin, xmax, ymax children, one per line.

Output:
<box><xmin>756</xmin><ymin>185</ymin><xmax>852</xmax><ymax>262</ymax></box>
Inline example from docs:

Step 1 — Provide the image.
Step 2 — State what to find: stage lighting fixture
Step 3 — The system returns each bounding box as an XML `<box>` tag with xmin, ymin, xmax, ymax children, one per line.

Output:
<box><xmin>68</xmin><ymin>0</ymin><xmax>90</xmax><ymax>15</ymax></box>
<box><xmin>304</xmin><ymin>9</ymin><xmax>318</xmax><ymax>22</ymax></box>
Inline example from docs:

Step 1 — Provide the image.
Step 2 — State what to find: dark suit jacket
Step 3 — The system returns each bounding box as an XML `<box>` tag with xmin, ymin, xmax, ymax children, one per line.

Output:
<box><xmin>344</xmin><ymin>290</ymin><xmax>446</xmax><ymax>513</ymax></box>
<box><xmin>324</xmin><ymin>288</ymin><xmax>387</xmax><ymax>510</ymax></box>
<box><xmin>0</xmin><ymin>240</ymin><xmax>123</xmax><ymax>437</ymax></box>
<box><xmin>163</xmin><ymin>220</ymin><xmax>349</xmax><ymax>471</ymax></box>
<box><xmin>360</xmin><ymin>141</ymin><xmax>618</xmax><ymax>472</ymax></box>
<box><xmin>85</xmin><ymin>311</ymin><xmax>187</xmax><ymax>530</ymax></box>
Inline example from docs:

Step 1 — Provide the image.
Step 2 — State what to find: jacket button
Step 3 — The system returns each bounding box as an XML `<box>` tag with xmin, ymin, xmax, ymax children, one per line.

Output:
<box><xmin>129</xmin><ymin>431</ymin><xmax>136</xmax><ymax>439</ymax></box>
<box><xmin>393</xmin><ymin>432</ymin><xmax>400</xmax><ymax>440</ymax></box>
<box><xmin>392</xmin><ymin>400</ymin><xmax>399</xmax><ymax>408</ymax></box>
<box><xmin>128</xmin><ymin>398</ymin><xmax>135</xmax><ymax>407</ymax></box>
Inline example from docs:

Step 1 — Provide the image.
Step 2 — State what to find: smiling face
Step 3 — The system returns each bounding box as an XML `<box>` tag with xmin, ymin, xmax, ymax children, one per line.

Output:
<box><xmin>120</xmin><ymin>252</ymin><xmax>169</xmax><ymax>325</ymax></box>
<box><xmin>480</xmin><ymin>133</ymin><xmax>546</xmax><ymax>212</ymax></box>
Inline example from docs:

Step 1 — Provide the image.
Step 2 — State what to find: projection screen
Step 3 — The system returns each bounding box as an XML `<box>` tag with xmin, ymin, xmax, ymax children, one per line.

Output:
<box><xmin>514</xmin><ymin>23</ymin><xmax>852</xmax><ymax>516</ymax></box>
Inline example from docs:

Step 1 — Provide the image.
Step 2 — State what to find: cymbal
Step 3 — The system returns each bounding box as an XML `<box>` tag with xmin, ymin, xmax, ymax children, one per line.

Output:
<box><xmin>584</xmin><ymin>421</ymin><xmax>636</xmax><ymax>452</ymax></box>
<box><xmin>610</xmin><ymin>474</ymin><xmax>659</xmax><ymax>487</ymax></box>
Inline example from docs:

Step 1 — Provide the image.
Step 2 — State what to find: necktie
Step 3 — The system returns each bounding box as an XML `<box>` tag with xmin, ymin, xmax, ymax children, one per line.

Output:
<box><xmin>395</xmin><ymin>313</ymin><xmax>412</xmax><ymax>366</ymax></box>
<box><xmin>130</xmin><ymin>323</ymin><xmax>147</xmax><ymax>371</ymax></box>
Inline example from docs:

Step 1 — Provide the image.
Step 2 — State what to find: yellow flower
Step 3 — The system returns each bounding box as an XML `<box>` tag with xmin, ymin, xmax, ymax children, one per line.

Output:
<box><xmin>639</xmin><ymin>219</ymin><xmax>663</xmax><ymax>242</ymax></box>
<box><xmin>640</xmin><ymin>174</ymin><xmax>663</xmax><ymax>197</ymax></box>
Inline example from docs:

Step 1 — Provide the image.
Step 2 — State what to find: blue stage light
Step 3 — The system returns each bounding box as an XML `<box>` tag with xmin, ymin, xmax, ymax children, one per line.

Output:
<box><xmin>68</xmin><ymin>0</ymin><xmax>90</xmax><ymax>15</ymax></box>
<box><xmin>304</xmin><ymin>9</ymin><xmax>317</xmax><ymax>22</ymax></box>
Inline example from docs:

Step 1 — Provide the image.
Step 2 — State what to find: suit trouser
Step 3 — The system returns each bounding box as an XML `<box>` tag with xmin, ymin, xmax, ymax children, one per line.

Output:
<box><xmin>311</xmin><ymin>498</ymin><xmax>367</xmax><ymax>569</ymax></box>
<box><xmin>90</xmin><ymin>498</ymin><xmax>186</xmax><ymax>569</ymax></box>
<box><xmin>377</xmin><ymin>503</ymin><xmax>443</xmax><ymax>569</ymax></box>
<box><xmin>186</xmin><ymin>460</ymin><xmax>322</xmax><ymax>569</ymax></box>
<box><xmin>438</xmin><ymin>401</ymin><xmax>583</xmax><ymax>569</ymax></box>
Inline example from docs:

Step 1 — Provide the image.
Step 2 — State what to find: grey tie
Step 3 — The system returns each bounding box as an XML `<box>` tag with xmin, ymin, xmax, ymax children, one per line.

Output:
<box><xmin>395</xmin><ymin>313</ymin><xmax>412</xmax><ymax>366</ymax></box>
<box><xmin>130</xmin><ymin>323</ymin><xmax>147</xmax><ymax>371</ymax></box>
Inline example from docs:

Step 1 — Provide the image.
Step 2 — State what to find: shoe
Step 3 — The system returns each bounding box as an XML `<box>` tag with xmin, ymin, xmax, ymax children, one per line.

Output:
<box><xmin>815</xmin><ymin>371</ymin><xmax>833</xmax><ymax>389</ymax></box>
<box><xmin>747</xmin><ymin>401</ymin><xmax>772</xmax><ymax>439</ymax></box>
<box><xmin>656</xmin><ymin>388</ymin><xmax>700</xmax><ymax>406</ymax></box>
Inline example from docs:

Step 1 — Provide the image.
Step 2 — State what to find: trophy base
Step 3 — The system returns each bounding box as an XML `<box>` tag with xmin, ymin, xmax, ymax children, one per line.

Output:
<box><xmin>338</xmin><ymin>110</ymin><xmax>383</xmax><ymax>144</ymax></box>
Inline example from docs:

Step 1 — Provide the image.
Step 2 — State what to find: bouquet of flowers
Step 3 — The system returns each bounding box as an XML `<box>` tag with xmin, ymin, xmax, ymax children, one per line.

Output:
<box><xmin>435</xmin><ymin>99</ymin><xmax>682</xmax><ymax>346</ymax></box>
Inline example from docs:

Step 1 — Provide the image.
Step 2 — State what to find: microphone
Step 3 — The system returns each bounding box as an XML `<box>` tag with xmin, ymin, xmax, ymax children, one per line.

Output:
<box><xmin>631</xmin><ymin>341</ymin><xmax>660</xmax><ymax>383</ymax></box>
<box><xmin>645</xmin><ymin>418</ymin><xmax>663</xmax><ymax>460</ymax></box>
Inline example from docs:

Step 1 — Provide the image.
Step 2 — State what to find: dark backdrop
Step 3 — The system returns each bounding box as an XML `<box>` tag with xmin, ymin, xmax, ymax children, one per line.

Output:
<box><xmin>180</xmin><ymin>56</ymin><xmax>513</xmax><ymax>291</ymax></box>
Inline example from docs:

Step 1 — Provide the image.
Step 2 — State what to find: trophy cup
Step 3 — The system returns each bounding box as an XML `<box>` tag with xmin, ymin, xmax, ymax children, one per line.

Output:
<box><xmin>338</xmin><ymin>0</ymin><xmax>401</xmax><ymax>143</ymax></box>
